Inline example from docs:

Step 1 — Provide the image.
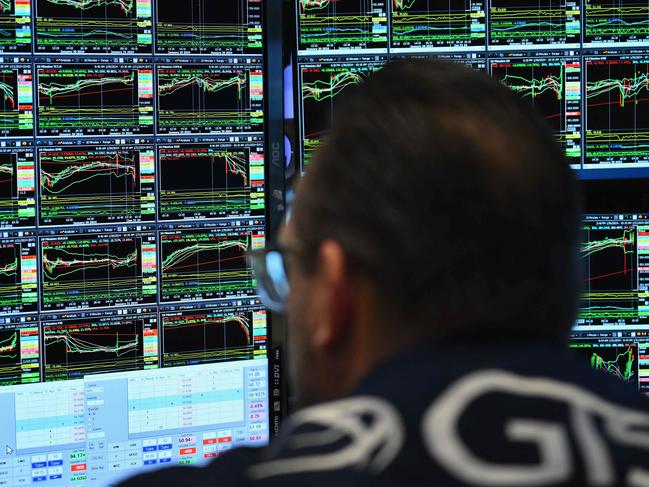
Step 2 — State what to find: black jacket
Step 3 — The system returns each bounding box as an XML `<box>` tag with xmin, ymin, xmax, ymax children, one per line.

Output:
<box><xmin>117</xmin><ymin>342</ymin><xmax>649</xmax><ymax>486</ymax></box>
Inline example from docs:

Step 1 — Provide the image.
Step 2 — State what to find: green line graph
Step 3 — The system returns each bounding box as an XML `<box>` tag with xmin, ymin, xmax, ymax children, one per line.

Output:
<box><xmin>591</xmin><ymin>346</ymin><xmax>635</xmax><ymax>383</ymax></box>
<box><xmin>0</xmin><ymin>332</ymin><xmax>17</xmax><ymax>359</ymax></box>
<box><xmin>164</xmin><ymin>314</ymin><xmax>251</xmax><ymax>343</ymax></box>
<box><xmin>393</xmin><ymin>0</ymin><xmax>416</xmax><ymax>9</ymax></box>
<box><xmin>490</xmin><ymin>8</ymin><xmax>570</xmax><ymax>41</ymax></box>
<box><xmin>39</xmin><ymin>73</ymin><xmax>134</xmax><ymax>103</ymax></box>
<box><xmin>158</xmin><ymin>74</ymin><xmax>246</xmax><ymax>97</ymax></box>
<box><xmin>586</xmin><ymin>6</ymin><xmax>649</xmax><ymax>38</ymax></box>
<box><xmin>581</xmin><ymin>229</ymin><xmax>635</xmax><ymax>258</ymax></box>
<box><xmin>0</xmin><ymin>163</ymin><xmax>13</xmax><ymax>177</ymax></box>
<box><xmin>221</xmin><ymin>153</ymin><xmax>248</xmax><ymax>184</ymax></box>
<box><xmin>41</xmin><ymin>156</ymin><xmax>137</xmax><ymax>194</ymax></box>
<box><xmin>43</xmin><ymin>249</ymin><xmax>138</xmax><ymax>279</ymax></box>
<box><xmin>587</xmin><ymin>71</ymin><xmax>649</xmax><ymax>107</ymax></box>
<box><xmin>0</xmin><ymin>258</ymin><xmax>17</xmax><ymax>277</ymax></box>
<box><xmin>502</xmin><ymin>67</ymin><xmax>564</xmax><ymax>101</ymax></box>
<box><xmin>0</xmin><ymin>82</ymin><xmax>15</xmax><ymax>110</ymax></box>
<box><xmin>162</xmin><ymin>239</ymin><xmax>248</xmax><ymax>271</ymax></box>
<box><xmin>303</xmin><ymin>71</ymin><xmax>364</xmax><ymax>102</ymax></box>
<box><xmin>45</xmin><ymin>0</ymin><xmax>133</xmax><ymax>14</ymax></box>
<box><xmin>0</xmin><ymin>0</ymin><xmax>12</xmax><ymax>14</ymax></box>
<box><xmin>46</xmin><ymin>331</ymin><xmax>138</xmax><ymax>357</ymax></box>
<box><xmin>300</xmin><ymin>0</ymin><xmax>332</xmax><ymax>11</ymax></box>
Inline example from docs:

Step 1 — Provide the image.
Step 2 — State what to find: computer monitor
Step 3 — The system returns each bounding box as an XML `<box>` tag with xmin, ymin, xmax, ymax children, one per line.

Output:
<box><xmin>573</xmin><ymin>210</ymin><xmax>647</xmax><ymax>392</ymax></box>
<box><xmin>0</xmin><ymin>0</ymin><xmax>281</xmax><ymax>485</ymax></box>
<box><xmin>289</xmin><ymin>0</ymin><xmax>649</xmax><ymax>178</ymax></box>
<box><xmin>287</xmin><ymin>1</ymin><xmax>649</xmax><ymax>392</ymax></box>
<box><xmin>570</xmin><ymin>179</ymin><xmax>649</xmax><ymax>395</ymax></box>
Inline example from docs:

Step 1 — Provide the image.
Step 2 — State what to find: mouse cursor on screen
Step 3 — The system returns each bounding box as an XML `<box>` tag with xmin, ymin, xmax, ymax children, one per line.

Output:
<box><xmin>5</xmin><ymin>445</ymin><xmax>13</xmax><ymax>455</ymax></box>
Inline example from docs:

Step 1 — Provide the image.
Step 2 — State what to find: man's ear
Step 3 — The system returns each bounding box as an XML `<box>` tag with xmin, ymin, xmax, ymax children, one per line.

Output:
<box><xmin>310</xmin><ymin>239</ymin><xmax>356</xmax><ymax>352</ymax></box>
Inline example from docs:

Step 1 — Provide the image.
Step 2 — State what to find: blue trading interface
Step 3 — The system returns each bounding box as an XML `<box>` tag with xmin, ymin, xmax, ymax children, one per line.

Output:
<box><xmin>294</xmin><ymin>0</ymin><xmax>649</xmax><ymax>176</ymax></box>
<box><xmin>0</xmin><ymin>0</ymin><xmax>272</xmax><ymax>485</ymax></box>
<box><xmin>0</xmin><ymin>358</ymin><xmax>268</xmax><ymax>485</ymax></box>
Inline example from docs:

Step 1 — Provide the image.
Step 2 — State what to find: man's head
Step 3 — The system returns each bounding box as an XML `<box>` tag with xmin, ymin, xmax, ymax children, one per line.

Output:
<box><xmin>280</xmin><ymin>59</ymin><xmax>581</xmax><ymax>405</ymax></box>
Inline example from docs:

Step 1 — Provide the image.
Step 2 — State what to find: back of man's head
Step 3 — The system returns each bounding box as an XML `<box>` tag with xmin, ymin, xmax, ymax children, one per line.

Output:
<box><xmin>292</xmin><ymin>58</ymin><xmax>581</xmax><ymax>344</ymax></box>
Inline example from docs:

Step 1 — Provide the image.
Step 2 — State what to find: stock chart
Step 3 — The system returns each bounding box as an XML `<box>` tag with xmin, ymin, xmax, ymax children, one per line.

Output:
<box><xmin>584</xmin><ymin>0</ymin><xmax>649</xmax><ymax>46</ymax></box>
<box><xmin>572</xmin><ymin>214</ymin><xmax>649</xmax><ymax>395</ymax></box>
<box><xmin>156</xmin><ymin>59</ymin><xmax>263</xmax><ymax>134</ymax></box>
<box><xmin>571</xmin><ymin>343</ymin><xmax>639</xmax><ymax>387</ymax></box>
<box><xmin>581</xmin><ymin>221</ymin><xmax>639</xmax><ymax>323</ymax></box>
<box><xmin>155</xmin><ymin>0</ymin><xmax>262</xmax><ymax>54</ymax></box>
<box><xmin>297</xmin><ymin>0</ymin><xmax>388</xmax><ymax>54</ymax></box>
<box><xmin>293</xmin><ymin>1</ymin><xmax>649</xmax><ymax>398</ymax></box>
<box><xmin>294</xmin><ymin>0</ymin><xmax>649</xmax><ymax>172</ymax></box>
<box><xmin>34</xmin><ymin>0</ymin><xmax>153</xmax><ymax>54</ymax></box>
<box><xmin>160</xmin><ymin>303</ymin><xmax>267</xmax><ymax>367</ymax></box>
<box><xmin>0</xmin><ymin>146</ymin><xmax>35</xmax><ymax>228</ymax></box>
<box><xmin>0</xmin><ymin>232</ymin><xmax>37</xmax><ymax>314</ymax></box>
<box><xmin>157</xmin><ymin>140</ymin><xmax>264</xmax><ymax>220</ymax></box>
<box><xmin>390</xmin><ymin>0</ymin><xmax>486</xmax><ymax>52</ymax></box>
<box><xmin>0</xmin><ymin>62</ymin><xmax>33</xmax><ymax>138</ymax></box>
<box><xmin>0</xmin><ymin>2</ymin><xmax>271</xmax><ymax>485</ymax></box>
<box><xmin>299</xmin><ymin>57</ymin><xmax>384</xmax><ymax>167</ymax></box>
<box><xmin>36</xmin><ymin>61</ymin><xmax>154</xmax><ymax>136</ymax></box>
<box><xmin>0</xmin><ymin>317</ymin><xmax>39</xmax><ymax>386</ymax></box>
<box><xmin>37</xmin><ymin>142</ymin><xmax>155</xmax><ymax>225</ymax></box>
<box><xmin>490</xmin><ymin>52</ymin><xmax>582</xmax><ymax>165</ymax></box>
<box><xmin>41</xmin><ymin>308</ymin><xmax>159</xmax><ymax>380</ymax></box>
<box><xmin>159</xmin><ymin>220</ymin><xmax>264</xmax><ymax>303</ymax></box>
<box><xmin>0</xmin><ymin>0</ymin><xmax>31</xmax><ymax>52</ymax></box>
<box><xmin>39</xmin><ymin>226</ymin><xmax>158</xmax><ymax>311</ymax></box>
<box><xmin>488</xmin><ymin>0</ymin><xmax>581</xmax><ymax>48</ymax></box>
<box><xmin>585</xmin><ymin>52</ymin><xmax>649</xmax><ymax>166</ymax></box>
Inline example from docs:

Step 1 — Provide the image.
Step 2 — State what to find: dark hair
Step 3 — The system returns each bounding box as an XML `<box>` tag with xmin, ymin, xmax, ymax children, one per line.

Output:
<box><xmin>292</xmin><ymin>58</ymin><xmax>582</xmax><ymax>342</ymax></box>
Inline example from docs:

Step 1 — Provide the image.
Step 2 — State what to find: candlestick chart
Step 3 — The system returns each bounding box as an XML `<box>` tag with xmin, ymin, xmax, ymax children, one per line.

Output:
<box><xmin>491</xmin><ymin>56</ymin><xmax>582</xmax><ymax>164</ymax></box>
<box><xmin>155</xmin><ymin>0</ymin><xmax>262</xmax><ymax>54</ymax></box>
<box><xmin>156</xmin><ymin>64</ymin><xmax>263</xmax><ymax>135</ymax></box>
<box><xmin>157</xmin><ymin>142</ymin><xmax>264</xmax><ymax>221</ymax></box>
<box><xmin>36</xmin><ymin>63</ymin><xmax>153</xmax><ymax>136</ymax></box>
<box><xmin>585</xmin><ymin>56</ymin><xmax>649</xmax><ymax>165</ymax></box>
<box><xmin>38</xmin><ymin>145</ymin><xmax>155</xmax><ymax>225</ymax></box>
<box><xmin>35</xmin><ymin>0</ymin><xmax>153</xmax><ymax>54</ymax></box>
<box><xmin>298</xmin><ymin>0</ymin><xmax>388</xmax><ymax>53</ymax></box>
<box><xmin>40</xmin><ymin>229</ymin><xmax>157</xmax><ymax>311</ymax></box>
<box><xmin>390</xmin><ymin>0</ymin><xmax>485</xmax><ymax>51</ymax></box>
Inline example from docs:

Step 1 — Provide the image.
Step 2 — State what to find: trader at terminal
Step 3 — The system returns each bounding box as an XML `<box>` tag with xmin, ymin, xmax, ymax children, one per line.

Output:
<box><xmin>118</xmin><ymin>58</ymin><xmax>649</xmax><ymax>487</ymax></box>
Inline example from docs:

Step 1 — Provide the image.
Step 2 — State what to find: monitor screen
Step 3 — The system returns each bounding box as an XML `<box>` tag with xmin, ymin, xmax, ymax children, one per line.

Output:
<box><xmin>0</xmin><ymin>0</ymin><xmax>274</xmax><ymax>486</ymax></box>
<box><xmin>289</xmin><ymin>1</ymin><xmax>649</xmax><ymax>395</ymax></box>
<box><xmin>573</xmin><ymin>212</ymin><xmax>649</xmax><ymax>394</ymax></box>
<box><xmin>292</xmin><ymin>0</ymin><xmax>649</xmax><ymax>177</ymax></box>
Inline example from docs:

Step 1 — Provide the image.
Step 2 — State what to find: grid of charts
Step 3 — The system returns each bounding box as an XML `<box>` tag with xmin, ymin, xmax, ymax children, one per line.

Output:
<box><xmin>295</xmin><ymin>0</ymin><xmax>649</xmax><ymax>173</ymax></box>
<box><xmin>0</xmin><ymin>0</ymin><xmax>271</xmax><ymax>484</ymax></box>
